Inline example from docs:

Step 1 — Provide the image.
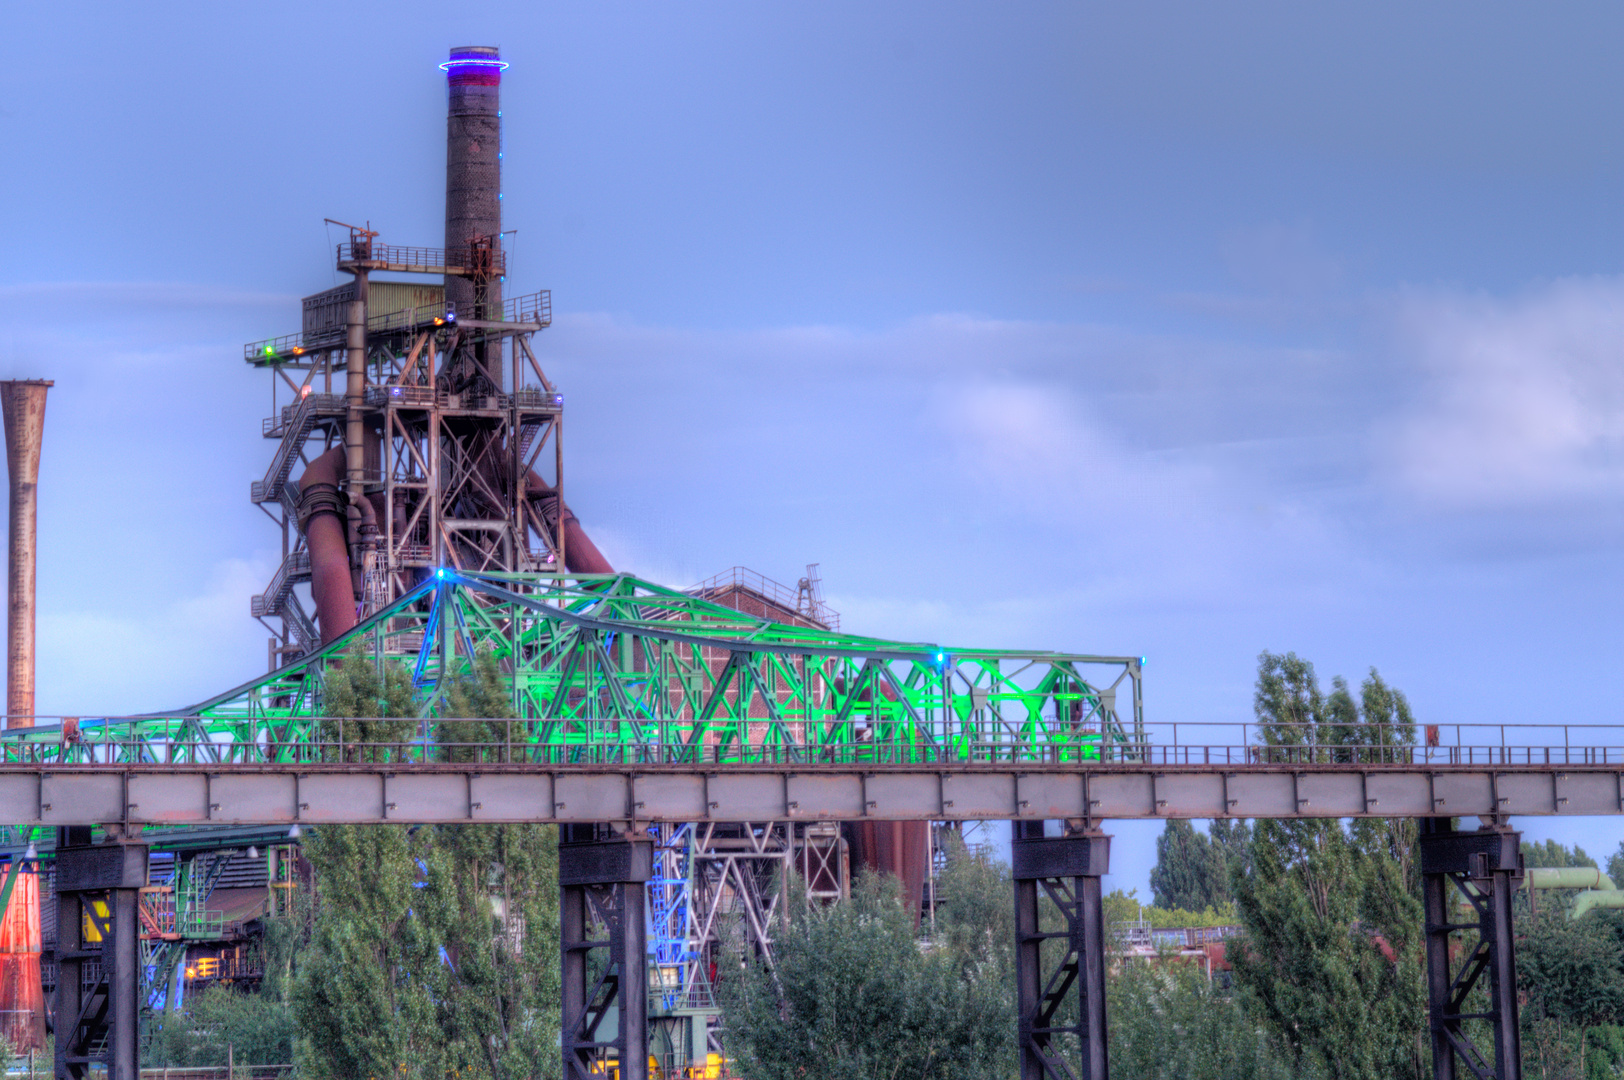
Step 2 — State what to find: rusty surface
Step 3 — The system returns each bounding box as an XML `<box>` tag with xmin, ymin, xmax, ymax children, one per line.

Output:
<box><xmin>0</xmin><ymin>381</ymin><xmax>49</xmax><ymax>728</ymax></box>
<box><xmin>444</xmin><ymin>46</ymin><xmax>503</xmax><ymax>320</ymax></box>
<box><xmin>296</xmin><ymin>448</ymin><xmax>356</xmax><ymax>642</ymax></box>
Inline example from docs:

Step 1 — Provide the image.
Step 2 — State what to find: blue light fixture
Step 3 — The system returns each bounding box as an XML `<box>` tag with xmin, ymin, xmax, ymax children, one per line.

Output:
<box><xmin>439</xmin><ymin>57</ymin><xmax>509</xmax><ymax>72</ymax></box>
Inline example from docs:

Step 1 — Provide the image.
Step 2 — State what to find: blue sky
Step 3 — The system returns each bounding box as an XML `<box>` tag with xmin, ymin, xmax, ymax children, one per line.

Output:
<box><xmin>6</xmin><ymin>2</ymin><xmax>1624</xmax><ymax>896</ymax></box>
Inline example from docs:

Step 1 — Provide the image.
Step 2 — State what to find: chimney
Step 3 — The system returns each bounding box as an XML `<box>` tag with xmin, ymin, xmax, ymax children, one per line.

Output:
<box><xmin>0</xmin><ymin>380</ymin><xmax>50</xmax><ymax>728</ymax></box>
<box><xmin>443</xmin><ymin>45</ymin><xmax>505</xmax><ymax>320</ymax></box>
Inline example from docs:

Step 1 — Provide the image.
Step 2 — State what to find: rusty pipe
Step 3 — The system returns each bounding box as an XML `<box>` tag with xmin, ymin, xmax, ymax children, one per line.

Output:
<box><xmin>296</xmin><ymin>448</ymin><xmax>358</xmax><ymax>643</ymax></box>
<box><xmin>0</xmin><ymin>381</ymin><xmax>49</xmax><ymax>728</ymax></box>
<box><xmin>523</xmin><ymin>469</ymin><xmax>613</xmax><ymax>574</ymax></box>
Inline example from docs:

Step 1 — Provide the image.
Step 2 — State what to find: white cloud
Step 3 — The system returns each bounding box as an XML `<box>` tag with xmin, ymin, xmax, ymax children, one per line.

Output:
<box><xmin>1389</xmin><ymin>276</ymin><xmax>1624</xmax><ymax>506</ymax></box>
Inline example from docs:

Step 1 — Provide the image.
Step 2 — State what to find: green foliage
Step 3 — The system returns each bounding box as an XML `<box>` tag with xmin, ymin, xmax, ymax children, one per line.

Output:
<box><xmin>1520</xmin><ymin>907</ymin><xmax>1624</xmax><ymax>1031</ymax></box>
<box><xmin>1607</xmin><ymin>842</ymin><xmax>1624</xmax><ymax>890</ymax></box>
<box><xmin>1103</xmin><ymin>889</ymin><xmax>1237</xmax><ymax>930</ymax></box>
<box><xmin>1151</xmin><ymin>821</ymin><xmax>1221</xmax><ymax>911</ymax></box>
<box><xmin>932</xmin><ymin>834</ymin><xmax>1014</xmax><ymax>972</ymax></box>
<box><xmin>1104</xmin><ymin>888</ymin><xmax>1144</xmax><ymax>931</ymax></box>
<box><xmin>1526</xmin><ymin>840</ymin><xmax>1599</xmax><ymax>871</ymax></box>
<box><xmin>1253</xmin><ymin>652</ymin><xmax>1415</xmax><ymax>762</ymax></box>
<box><xmin>1109</xmin><ymin>962</ymin><xmax>1312</xmax><ymax>1080</ymax></box>
<box><xmin>1230</xmin><ymin>652</ymin><xmax>1427</xmax><ymax>1080</ymax></box>
<box><xmin>719</xmin><ymin>850</ymin><xmax>1015</xmax><ymax>1080</ymax></box>
<box><xmin>293</xmin><ymin>646</ymin><xmax>561</xmax><ymax>1080</ymax></box>
<box><xmin>145</xmin><ymin>984</ymin><xmax>295</xmax><ymax>1067</ymax></box>
<box><xmin>1229</xmin><ymin>819</ymin><xmax>1426</xmax><ymax>1080</ymax></box>
<box><xmin>1519</xmin><ymin>904</ymin><xmax>1624</xmax><ymax>1079</ymax></box>
<box><xmin>1149</xmin><ymin>820</ymin><xmax>1251</xmax><ymax>911</ymax></box>
<box><xmin>1209</xmin><ymin>819</ymin><xmax>1252</xmax><ymax>878</ymax></box>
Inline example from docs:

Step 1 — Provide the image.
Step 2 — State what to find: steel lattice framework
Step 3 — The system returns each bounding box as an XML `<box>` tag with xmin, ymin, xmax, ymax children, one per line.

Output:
<box><xmin>0</xmin><ymin>570</ymin><xmax>1142</xmax><ymax>769</ymax></box>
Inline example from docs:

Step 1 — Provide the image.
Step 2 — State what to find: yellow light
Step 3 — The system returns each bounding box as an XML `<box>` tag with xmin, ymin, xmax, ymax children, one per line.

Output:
<box><xmin>292</xmin><ymin>347</ymin><xmax>304</xmax><ymax>355</ymax></box>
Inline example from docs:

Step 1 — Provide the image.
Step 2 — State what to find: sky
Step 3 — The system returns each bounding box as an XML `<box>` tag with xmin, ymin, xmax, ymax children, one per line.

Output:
<box><xmin>5</xmin><ymin>2</ymin><xmax>1624</xmax><ymax>898</ymax></box>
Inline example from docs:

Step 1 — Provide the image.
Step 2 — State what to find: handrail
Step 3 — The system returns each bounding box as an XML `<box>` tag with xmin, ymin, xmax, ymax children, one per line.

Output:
<box><xmin>4</xmin><ymin>716</ymin><xmax>1624</xmax><ymax>769</ymax></box>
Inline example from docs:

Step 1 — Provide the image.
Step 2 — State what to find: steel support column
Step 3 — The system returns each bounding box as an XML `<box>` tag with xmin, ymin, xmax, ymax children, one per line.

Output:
<box><xmin>53</xmin><ymin>829</ymin><xmax>147</xmax><ymax>1080</ymax></box>
<box><xmin>1419</xmin><ymin>818</ymin><xmax>1524</xmax><ymax>1080</ymax></box>
<box><xmin>561</xmin><ymin>826</ymin><xmax>651</xmax><ymax>1080</ymax></box>
<box><xmin>1012</xmin><ymin>823</ymin><xmax>1110</xmax><ymax>1080</ymax></box>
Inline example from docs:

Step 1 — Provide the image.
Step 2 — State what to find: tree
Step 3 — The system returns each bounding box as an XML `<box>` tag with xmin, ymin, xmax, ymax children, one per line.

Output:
<box><xmin>1607</xmin><ymin>841</ymin><xmax>1624</xmax><ymax>889</ymax></box>
<box><xmin>1253</xmin><ymin>652</ymin><xmax>1415</xmax><ymax>763</ymax></box>
<box><xmin>1519</xmin><ymin>906</ymin><xmax>1624</xmax><ymax>1079</ymax></box>
<box><xmin>145</xmin><ymin>981</ymin><xmax>296</xmax><ymax>1067</ymax></box>
<box><xmin>292</xmin><ymin>648</ymin><xmax>561</xmax><ymax>1080</ymax></box>
<box><xmin>1227</xmin><ymin>652</ymin><xmax>1427</xmax><ymax>1080</ymax></box>
<box><xmin>1525</xmin><ymin>840</ymin><xmax>1597</xmax><ymax>871</ymax></box>
<box><xmin>719</xmin><ymin>838</ymin><xmax>1014</xmax><ymax>1080</ymax></box>
<box><xmin>1209</xmin><ymin>819</ymin><xmax>1252</xmax><ymax>879</ymax></box>
<box><xmin>1150</xmin><ymin>820</ymin><xmax>1248</xmax><ymax>911</ymax></box>
<box><xmin>1150</xmin><ymin>821</ymin><xmax>1218</xmax><ymax>911</ymax></box>
<box><xmin>1109</xmin><ymin>961</ymin><xmax>1313</xmax><ymax>1080</ymax></box>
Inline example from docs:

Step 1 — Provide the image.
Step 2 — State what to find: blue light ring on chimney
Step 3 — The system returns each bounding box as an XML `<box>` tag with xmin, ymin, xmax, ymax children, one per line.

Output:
<box><xmin>441</xmin><ymin>47</ymin><xmax>507</xmax><ymax>86</ymax></box>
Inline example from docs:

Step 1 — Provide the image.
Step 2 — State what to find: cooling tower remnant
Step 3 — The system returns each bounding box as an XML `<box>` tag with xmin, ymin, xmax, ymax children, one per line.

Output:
<box><xmin>444</xmin><ymin>45</ymin><xmax>505</xmax><ymax>320</ymax></box>
<box><xmin>0</xmin><ymin>381</ymin><xmax>49</xmax><ymax>729</ymax></box>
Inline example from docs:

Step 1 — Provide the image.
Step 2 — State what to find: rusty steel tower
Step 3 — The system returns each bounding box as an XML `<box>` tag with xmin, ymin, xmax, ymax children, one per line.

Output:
<box><xmin>245</xmin><ymin>46</ymin><xmax>611</xmax><ymax>660</ymax></box>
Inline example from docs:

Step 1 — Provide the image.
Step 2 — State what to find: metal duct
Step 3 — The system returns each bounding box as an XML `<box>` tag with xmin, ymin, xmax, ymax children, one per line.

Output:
<box><xmin>524</xmin><ymin>469</ymin><xmax>614</xmax><ymax>574</ymax></box>
<box><xmin>297</xmin><ymin>448</ymin><xmax>358</xmax><ymax>644</ymax></box>
<box><xmin>0</xmin><ymin>381</ymin><xmax>50</xmax><ymax>728</ymax></box>
<box><xmin>444</xmin><ymin>45</ymin><xmax>504</xmax><ymax>320</ymax></box>
<box><xmin>846</xmin><ymin>821</ymin><xmax>931</xmax><ymax>927</ymax></box>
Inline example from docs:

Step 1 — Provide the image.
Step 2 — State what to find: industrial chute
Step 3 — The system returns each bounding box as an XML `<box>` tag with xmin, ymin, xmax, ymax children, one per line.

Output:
<box><xmin>0</xmin><ymin>858</ymin><xmax>45</xmax><ymax>1052</ymax></box>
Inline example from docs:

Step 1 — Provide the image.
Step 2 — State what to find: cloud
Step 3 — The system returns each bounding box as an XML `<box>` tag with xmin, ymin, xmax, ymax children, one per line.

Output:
<box><xmin>37</xmin><ymin>555</ymin><xmax>276</xmax><ymax>716</ymax></box>
<box><xmin>1387</xmin><ymin>276</ymin><xmax>1624</xmax><ymax>507</ymax></box>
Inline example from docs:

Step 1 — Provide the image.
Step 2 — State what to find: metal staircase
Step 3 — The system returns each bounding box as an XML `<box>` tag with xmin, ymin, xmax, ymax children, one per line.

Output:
<box><xmin>252</xmin><ymin>394</ymin><xmax>343</xmax><ymax>504</ymax></box>
<box><xmin>250</xmin><ymin>550</ymin><xmax>311</xmax><ymax>619</ymax></box>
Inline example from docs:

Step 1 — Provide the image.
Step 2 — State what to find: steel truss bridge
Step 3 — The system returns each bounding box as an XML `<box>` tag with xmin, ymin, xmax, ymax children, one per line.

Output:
<box><xmin>0</xmin><ymin>571</ymin><xmax>1614</xmax><ymax>827</ymax></box>
<box><xmin>11</xmin><ymin>570</ymin><xmax>1583</xmax><ymax>1080</ymax></box>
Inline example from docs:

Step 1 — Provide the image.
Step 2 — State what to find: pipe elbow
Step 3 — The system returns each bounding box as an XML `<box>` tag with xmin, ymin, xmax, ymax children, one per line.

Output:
<box><xmin>295</xmin><ymin>447</ymin><xmax>358</xmax><ymax>644</ymax></box>
<box><xmin>296</xmin><ymin>448</ymin><xmax>348</xmax><ymax>530</ymax></box>
<box><xmin>1572</xmin><ymin>890</ymin><xmax>1624</xmax><ymax>919</ymax></box>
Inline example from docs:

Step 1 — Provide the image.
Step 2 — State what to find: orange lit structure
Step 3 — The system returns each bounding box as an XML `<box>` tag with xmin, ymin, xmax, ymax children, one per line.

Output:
<box><xmin>0</xmin><ymin>862</ymin><xmax>45</xmax><ymax>1051</ymax></box>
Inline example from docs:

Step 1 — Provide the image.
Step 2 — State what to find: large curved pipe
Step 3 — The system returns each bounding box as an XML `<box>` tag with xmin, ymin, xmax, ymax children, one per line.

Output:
<box><xmin>523</xmin><ymin>469</ymin><xmax>613</xmax><ymax>574</ymax></box>
<box><xmin>297</xmin><ymin>448</ymin><xmax>358</xmax><ymax>643</ymax></box>
<box><xmin>1526</xmin><ymin>866</ymin><xmax>1620</xmax><ymax>920</ymax></box>
<box><xmin>1527</xmin><ymin>867</ymin><xmax>1615</xmax><ymax>892</ymax></box>
<box><xmin>1574</xmin><ymin>890</ymin><xmax>1624</xmax><ymax>919</ymax></box>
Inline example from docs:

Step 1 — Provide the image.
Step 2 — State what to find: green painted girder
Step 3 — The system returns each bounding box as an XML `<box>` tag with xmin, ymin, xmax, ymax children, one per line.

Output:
<box><xmin>0</xmin><ymin>571</ymin><xmax>1143</xmax><ymax>767</ymax></box>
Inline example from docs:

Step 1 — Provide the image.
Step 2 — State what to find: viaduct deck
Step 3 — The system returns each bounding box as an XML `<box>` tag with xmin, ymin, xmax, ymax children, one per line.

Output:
<box><xmin>0</xmin><ymin>753</ymin><xmax>1619</xmax><ymax>825</ymax></box>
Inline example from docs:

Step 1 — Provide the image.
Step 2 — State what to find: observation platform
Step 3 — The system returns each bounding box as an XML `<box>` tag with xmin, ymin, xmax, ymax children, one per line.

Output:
<box><xmin>335</xmin><ymin>241</ymin><xmax>506</xmax><ymax>278</ymax></box>
<box><xmin>243</xmin><ymin>289</ymin><xmax>550</xmax><ymax>366</ymax></box>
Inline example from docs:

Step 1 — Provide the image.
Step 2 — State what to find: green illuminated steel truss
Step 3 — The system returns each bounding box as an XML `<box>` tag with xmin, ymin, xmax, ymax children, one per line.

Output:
<box><xmin>0</xmin><ymin>572</ymin><xmax>1143</xmax><ymax>767</ymax></box>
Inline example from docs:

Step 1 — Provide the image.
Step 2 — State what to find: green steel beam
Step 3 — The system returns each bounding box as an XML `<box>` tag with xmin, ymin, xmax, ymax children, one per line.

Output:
<box><xmin>0</xmin><ymin>571</ymin><xmax>1143</xmax><ymax>768</ymax></box>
